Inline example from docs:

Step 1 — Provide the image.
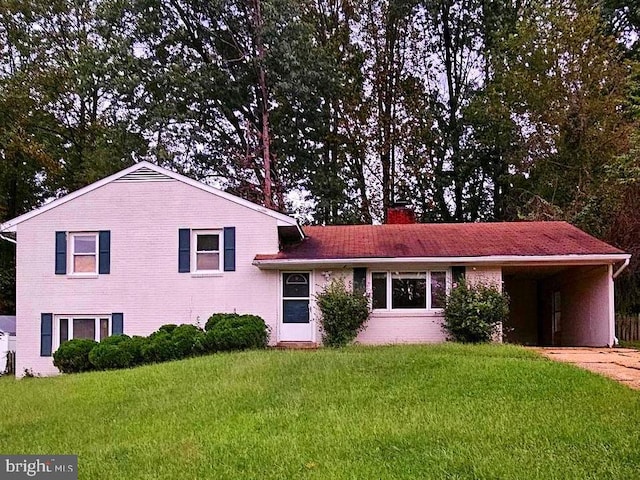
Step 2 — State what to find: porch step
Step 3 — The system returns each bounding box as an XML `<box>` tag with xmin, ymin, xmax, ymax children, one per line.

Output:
<box><xmin>275</xmin><ymin>342</ymin><xmax>318</xmax><ymax>350</ymax></box>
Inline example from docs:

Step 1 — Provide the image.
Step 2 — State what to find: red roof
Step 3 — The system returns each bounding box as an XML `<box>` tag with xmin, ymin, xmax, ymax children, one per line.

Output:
<box><xmin>256</xmin><ymin>221</ymin><xmax>624</xmax><ymax>261</ymax></box>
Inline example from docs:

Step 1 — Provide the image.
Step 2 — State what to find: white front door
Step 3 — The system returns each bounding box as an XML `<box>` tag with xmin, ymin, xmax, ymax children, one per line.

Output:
<box><xmin>280</xmin><ymin>272</ymin><xmax>314</xmax><ymax>342</ymax></box>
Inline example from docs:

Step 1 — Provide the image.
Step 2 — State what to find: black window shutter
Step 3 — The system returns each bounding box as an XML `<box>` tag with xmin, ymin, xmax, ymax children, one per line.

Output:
<box><xmin>41</xmin><ymin>313</ymin><xmax>53</xmax><ymax>357</ymax></box>
<box><xmin>112</xmin><ymin>313</ymin><xmax>124</xmax><ymax>335</ymax></box>
<box><xmin>55</xmin><ymin>232</ymin><xmax>66</xmax><ymax>275</ymax></box>
<box><xmin>353</xmin><ymin>267</ymin><xmax>367</xmax><ymax>294</ymax></box>
<box><xmin>178</xmin><ymin>229</ymin><xmax>190</xmax><ymax>272</ymax></box>
<box><xmin>452</xmin><ymin>266</ymin><xmax>466</xmax><ymax>283</ymax></box>
<box><xmin>99</xmin><ymin>230</ymin><xmax>111</xmax><ymax>274</ymax></box>
<box><xmin>224</xmin><ymin>227</ymin><xmax>236</xmax><ymax>271</ymax></box>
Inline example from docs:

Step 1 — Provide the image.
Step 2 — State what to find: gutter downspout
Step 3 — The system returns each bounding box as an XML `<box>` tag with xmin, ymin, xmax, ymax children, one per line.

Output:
<box><xmin>613</xmin><ymin>257</ymin><xmax>630</xmax><ymax>279</ymax></box>
<box><xmin>0</xmin><ymin>233</ymin><xmax>16</xmax><ymax>245</ymax></box>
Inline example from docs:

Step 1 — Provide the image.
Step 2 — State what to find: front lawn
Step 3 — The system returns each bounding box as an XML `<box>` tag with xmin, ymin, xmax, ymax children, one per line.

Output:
<box><xmin>1</xmin><ymin>344</ymin><xmax>639</xmax><ymax>479</ymax></box>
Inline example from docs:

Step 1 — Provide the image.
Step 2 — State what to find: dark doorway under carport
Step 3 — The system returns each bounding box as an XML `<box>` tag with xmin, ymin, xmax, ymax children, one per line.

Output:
<box><xmin>502</xmin><ymin>264</ymin><xmax>614</xmax><ymax>347</ymax></box>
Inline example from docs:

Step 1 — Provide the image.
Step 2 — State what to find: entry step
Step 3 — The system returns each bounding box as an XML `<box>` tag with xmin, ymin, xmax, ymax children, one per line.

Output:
<box><xmin>275</xmin><ymin>342</ymin><xmax>318</xmax><ymax>349</ymax></box>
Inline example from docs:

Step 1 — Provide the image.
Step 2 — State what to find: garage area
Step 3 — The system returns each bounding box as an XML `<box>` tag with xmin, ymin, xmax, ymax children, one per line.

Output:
<box><xmin>502</xmin><ymin>264</ymin><xmax>614</xmax><ymax>347</ymax></box>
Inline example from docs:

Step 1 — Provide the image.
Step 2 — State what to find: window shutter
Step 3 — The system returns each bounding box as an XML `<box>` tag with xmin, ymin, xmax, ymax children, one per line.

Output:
<box><xmin>99</xmin><ymin>230</ymin><xmax>111</xmax><ymax>274</ymax></box>
<box><xmin>112</xmin><ymin>313</ymin><xmax>124</xmax><ymax>335</ymax></box>
<box><xmin>40</xmin><ymin>313</ymin><xmax>53</xmax><ymax>357</ymax></box>
<box><xmin>55</xmin><ymin>232</ymin><xmax>66</xmax><ymax>275</ymax></box>
<box><xmin>353</xmin><ymin>267</ymin><xmax>367</xmax><ymax>294</ymax></box>
<box><xmin>452</xmin><ymin>266</ymin><xmax>466</xmax><ymax>283</ymax></box>
<box><xmin>178</xmin><ymin>229</ymin><xmax>190</xmax><ymax>273</ymax></box>
<box><xmin>224</xmin><ymin>227</ymin><xmax>236</xmax><ymax>272</ymax></box>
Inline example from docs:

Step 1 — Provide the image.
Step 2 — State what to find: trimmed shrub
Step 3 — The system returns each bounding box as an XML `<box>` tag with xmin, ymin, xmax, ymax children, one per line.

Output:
<box><xmin>89</xmin><ymin>343</ymin><xmax>133</xmax><ymax>370</ymax></box>
<box><xmin>157</xmin><ymin>324</ymin><xmax>178</xmax><ymax>335</ymax></box>
<box><xmin>99</xmin><ymin>334</ymin><xmax>130</xmax><ymax>347</ymax></box>
<box><xmin>205</xmin><ymin>314</ymin><xmax>269</xmax><ymax>351</ymax></box>
<box><xmin>119</xmin><ymin>336</ymin><xmax>149</xmax><ymax>366</ymax></box>
<box><xmin>172</xmin><ymin>324</ymin><xmax>205</xmax><ymax>357</ymax></box>
<box><xmin>53</xmin><ymin>339</ymin><xmax>98</xmax><ymax>373</ymax></box>
<box><xmin>141</xmin><ymin>332</ymin><xmax>178</xmax><ymax>363</ymax></box>
<box><xmin>316</xmin><ymin>278</ymin><xmax>370</xmax><ymax>347</ymax></box>
<box><xmin>205</xmin><ymin>313</ymin><xmax>240</xmax><ymax>332</ymax></box>
<box><xmin>443</xmin><ymin>279</ymin><xmax>510</xmax><ymax>343</ymax></box>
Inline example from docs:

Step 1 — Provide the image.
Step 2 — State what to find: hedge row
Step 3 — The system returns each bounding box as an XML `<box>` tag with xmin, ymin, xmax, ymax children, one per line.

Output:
<box><xmin>53</xmin><ymin>313</ymin><xmax>270</xmax><ymax>374</ymax></box>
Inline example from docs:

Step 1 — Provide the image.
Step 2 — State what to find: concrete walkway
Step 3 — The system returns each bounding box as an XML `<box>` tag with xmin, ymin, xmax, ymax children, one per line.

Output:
<box><xmin>535</xmin><ymin>347</ymin><xmax>640</xmax><ymax>390</ymax></box>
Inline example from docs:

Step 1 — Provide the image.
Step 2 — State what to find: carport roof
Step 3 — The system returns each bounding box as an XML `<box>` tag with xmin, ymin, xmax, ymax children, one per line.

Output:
<box><xmin>255</xmin><ymin>221</ymin><xmax>626</xmax><ymax>263</ymax></box>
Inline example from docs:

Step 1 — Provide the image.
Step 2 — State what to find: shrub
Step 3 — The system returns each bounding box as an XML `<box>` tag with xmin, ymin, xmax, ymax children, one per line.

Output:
<box><xmin>141</xmin><ymin>332</ymin><xmax>178</xmax><ymax>363</ymax></box>
<box><xmin>316</xmin><ymin>278</ymin><xmax>370</xmax><ymax>347</ymax></box>
<box><xmin>205</xmin><ymin>313</ymin><xmax>240</xmax><ymax>332</ymax></box>
<box><xmin>89</xmin><ymin>343</ymin><xmax>133</xmax><ymax>370</ymax></box>
<box><xmin>205</xmin><ymin>314</ymin><xmax>269</xmax><ymax>351</ymax></box>
<box><xmin>443</xmin><ymin>279</ymin><xmax>510</xmax><ymax>343</ymax></box>
<box><xmin>157</xmin><ymin>324</ymin><xmax>178</xmax><ymax>335</ymax></box>
<box><xmin>99</xmin><ymin>334</ymin><xmax>130</xmax><ymax>346</ymax></box>
<box><xmin>172</xmin><ymin>324</ymin><xmax>205</xmax><ymax>357</ymax></box>
<box><xmin>119</xmin><ymin>336</ymin><xmax>149</xmax><ymax>366</ymax></box>
<box><xmin>53</xmin><ymin>339</ymin><xmax>98</xmax><ymax>373</ymax></box>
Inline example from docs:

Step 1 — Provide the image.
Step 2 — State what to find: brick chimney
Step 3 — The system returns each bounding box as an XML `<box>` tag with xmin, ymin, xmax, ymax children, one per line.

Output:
<box><xmin>387</xmin><ymin>202</ymin><xmax>416</xmax><ymax>224</ymax></box>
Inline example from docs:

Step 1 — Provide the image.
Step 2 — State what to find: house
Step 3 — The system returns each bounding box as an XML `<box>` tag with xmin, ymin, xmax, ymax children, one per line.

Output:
<box><xmin>0</xmin><ymin>315</ymin><xmax>16</xmax><ymax>374</ymax></box>
<box><xmin>0</xmin><ymin>162</ymin><xmax>631</xmax><ymax>377</ymax></box>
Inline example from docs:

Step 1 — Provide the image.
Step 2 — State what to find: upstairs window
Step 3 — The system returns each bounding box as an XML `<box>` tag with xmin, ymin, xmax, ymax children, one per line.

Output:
<box><xmin>71</xmin><ymin>233</ymin><xmax>98</xmax><ymax>274</ymax></box>
<box><xmin>194</xmin><ymin>230</ymin><xmax>221</xmax><ymax>272</ymax></box>
<box><xmin>372</xmin><ymin>271</ymin><xmax>449</xmax><ymax>311</ymax></box>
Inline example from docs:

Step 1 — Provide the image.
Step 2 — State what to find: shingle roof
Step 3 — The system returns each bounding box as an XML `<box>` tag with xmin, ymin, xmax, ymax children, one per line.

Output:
<box><xmin>0</xmin><ymin>316</ymin><xmax>16</xmax><ymax>335</ymax></box>
<box><xmin>255</xmin><ymin>221</ymin><xmax>624</xmax><ymax>261</ymax></box>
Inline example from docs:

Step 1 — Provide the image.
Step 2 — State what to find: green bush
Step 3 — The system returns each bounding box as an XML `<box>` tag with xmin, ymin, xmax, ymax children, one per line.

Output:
<box><xmin>205</xmin><ymin>313</ymin><xmax>241</xmax><ymax>332</ymax></box>
<box><xmin>53</xmin><ymin>339</ymin><xmax>98</xmax><ymax>373</ymax></box>
<box><xmin>172</xmin><ymin>324</ymin><xmax>205</xmax><ymax>357</ymax></box>
<box><xmin>99</xmin><ymin>334</ymin><xmax>130</xmax><ymax>346</ymax></box>
<box><xmin>141</xmin><ymin>332</ymin><xmax>178</xmax><ymax>363</ymax></box>
<box><xmin>157</xmin><ymin>324</ymin><xmax>178</xmax><ymax>335</ymax></box>
<box><xmin>119</xmin><ymin>336</ymin><xmax>149</xmax><ymax>366</ymax></box>
<box><xmin>205</xmin><ymin>314</ymin><xmax>269</xmax><ymax>351</ymax></box>
<box><xmin>89</xmin><ymin>343</ymin><xmax>134</xmax><ymax>370</ymax></box>
<box><xmin>443</xmin><ymin>279</ymin><xmax>510</xmax><ymax>343</ymax></box>
<box><xmin>316</xmin><ymin>278</ymin><xmax>370</xmax><ymax>347</ymax></box>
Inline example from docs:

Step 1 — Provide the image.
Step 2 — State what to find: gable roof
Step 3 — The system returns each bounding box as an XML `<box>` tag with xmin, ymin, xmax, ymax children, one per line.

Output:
<box><xmin>0</xmin><ymin>162</ymin><xmax>298</xmax><ymax>233</ymax></box>
<box><xmin>255</xmin><ymin>221</ymin><xmax>628</xmax><ymax>266</ymax></box>
<box><xmin>0</xmin><ymin>316</ymin><xmax>16</xmax><ymax>335</ymax></box>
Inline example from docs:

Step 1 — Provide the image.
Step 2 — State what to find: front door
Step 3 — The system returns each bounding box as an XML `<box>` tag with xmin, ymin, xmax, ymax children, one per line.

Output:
<box><xmin>280</xmin><ymin>272</ymin><xmax>313</xmax><ymax>342</ymax></box>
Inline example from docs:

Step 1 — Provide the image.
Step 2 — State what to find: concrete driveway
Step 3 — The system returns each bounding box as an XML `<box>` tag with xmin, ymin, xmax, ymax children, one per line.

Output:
<box><xmin>536</xmin><ymin>348</ymin><xmax>640</xmax><ymax>390</ymax></box>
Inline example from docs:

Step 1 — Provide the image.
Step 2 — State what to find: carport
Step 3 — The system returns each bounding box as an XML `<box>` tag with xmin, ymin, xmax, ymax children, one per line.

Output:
<box><xmin>503</xmin><ymin>264</ymin><xmax>616</xmax><ymax>347</ymax></box>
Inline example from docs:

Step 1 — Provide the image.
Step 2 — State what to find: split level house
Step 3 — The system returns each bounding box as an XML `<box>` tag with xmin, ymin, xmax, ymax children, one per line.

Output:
<box><xmin>0</xmin><ymin>162</ymin><xmax>631</xmax><ymax>377</ymax></box>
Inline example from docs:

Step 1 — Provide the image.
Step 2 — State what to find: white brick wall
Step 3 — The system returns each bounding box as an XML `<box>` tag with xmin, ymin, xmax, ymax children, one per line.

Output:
<box><xmin>16</xmin><ymin>179</ymin><xmax>282</xmax><ymax>376</ymax></box>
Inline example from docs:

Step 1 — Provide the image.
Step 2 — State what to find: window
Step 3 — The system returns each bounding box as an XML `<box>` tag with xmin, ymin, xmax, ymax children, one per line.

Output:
<box><xmin>372</xmin><ymin>271</ymin><xmax>449</xmax><ymax>311</ymax></box>
<box><xmin>70</xmin><ymin>233</ymin><xmax>98</xmax><ymax>274</ymax></box>
<box><xmin>193</xmin><ymin>230</ymin><xmax>221</xmax><ymax>272</ymax></box>
<box><xmin>57</xmin><ymin>316</ymin><xmax>111</xmax><ymax>347</ymax></box>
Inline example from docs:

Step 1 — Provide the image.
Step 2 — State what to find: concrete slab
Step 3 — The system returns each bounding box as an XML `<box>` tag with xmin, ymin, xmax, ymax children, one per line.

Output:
<box><xmin>535</xmin><ymin>347</ymin><xmax>640</xmax><ymax>390</ymax></box>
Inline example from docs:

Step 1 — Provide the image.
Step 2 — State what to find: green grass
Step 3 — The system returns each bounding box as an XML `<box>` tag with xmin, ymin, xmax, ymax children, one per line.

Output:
<box><xmin>1</xmin><ymin>344</ymin><xmax>639</xmax><ymax>479</ymax></box>
<box><xmin>620</xmin><ymin>340</ymin><xmax>640</xmax><ymax>350</ymax></box>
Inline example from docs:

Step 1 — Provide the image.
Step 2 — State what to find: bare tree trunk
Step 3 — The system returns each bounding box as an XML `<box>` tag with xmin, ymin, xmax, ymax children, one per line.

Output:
<box><xmin>252</xmin><ymin>0</ymin><xmax>274</xmax><ymax>210</ymax></box>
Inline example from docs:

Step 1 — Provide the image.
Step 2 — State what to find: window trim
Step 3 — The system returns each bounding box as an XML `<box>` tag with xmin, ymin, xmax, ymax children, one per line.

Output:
<box><xmin>54</xmin><ymin>314</ymin><xmax>112</xmax><ymax>350</ymax></box>
<box><xmin>370</xmin><ymin>269</ymin><xmax>451</xmax><ymax>312</ymax></box>
<box><xmin>69</xmin><ymin>232</ymin><xmax>99</xmax><ymax>276</ymax></box>
<box><xmin>191</xmin><ymin>229</ymin><xmax>223</xmax><ymax>274</ymax></box>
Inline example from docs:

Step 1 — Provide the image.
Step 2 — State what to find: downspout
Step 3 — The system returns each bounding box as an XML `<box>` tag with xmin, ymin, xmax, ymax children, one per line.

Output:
<box><xmin>0</xmin><ymin>233</ymin><xmax>16</xmax><ymax>245</ymax></box>
<box><xmin>613</xmin><ymin>258</ymin><xmax>630</xmax><ymax>279</ymax></box>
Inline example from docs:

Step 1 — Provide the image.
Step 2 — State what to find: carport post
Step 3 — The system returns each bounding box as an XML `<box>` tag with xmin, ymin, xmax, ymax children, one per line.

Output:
<box><xmin>608</xmin><ymin>264</ymin><xmax>616</xmax><ymax>347</ymax></box>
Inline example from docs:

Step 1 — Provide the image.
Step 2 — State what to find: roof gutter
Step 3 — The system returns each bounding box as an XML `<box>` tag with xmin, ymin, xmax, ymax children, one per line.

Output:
<box><xmin>613</xmin><ymin>257</ymin><xmax>630</xmax><ymax>279</ymax></box>
<box><xmin>253</xmin><ymin>253</ymin><xmax>631</xmax><ymax>269</ymax></box>
<box><xmin>0</xmin><ymin>233</ymin><xmax>16</xmax><ymax>245</ymax></box>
